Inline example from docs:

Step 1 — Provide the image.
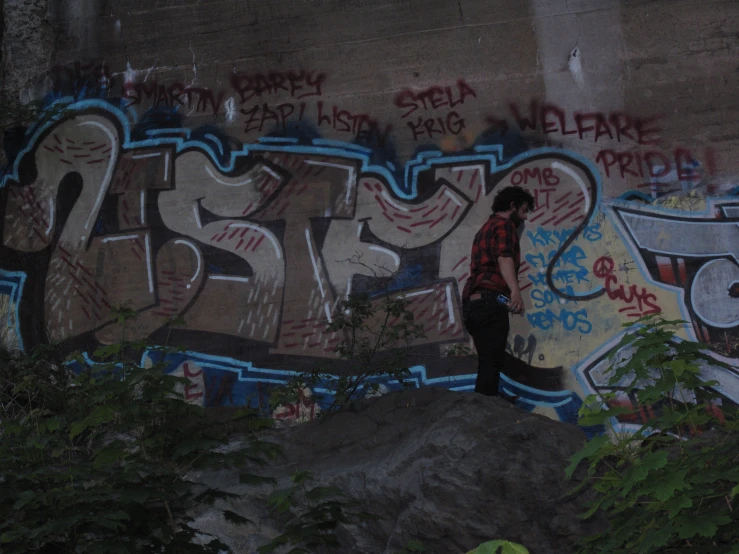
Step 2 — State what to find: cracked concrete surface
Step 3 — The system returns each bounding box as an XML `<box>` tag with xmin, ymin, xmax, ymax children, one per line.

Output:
<box><xmin>1</xmin><ymin>0</ymin><xmax>101</xmax><ymax>102</ymax></box>
<box><xmin>1</xmin><ymin>0</ymin><xmax>55</xmax><ymax>100</ymax></box>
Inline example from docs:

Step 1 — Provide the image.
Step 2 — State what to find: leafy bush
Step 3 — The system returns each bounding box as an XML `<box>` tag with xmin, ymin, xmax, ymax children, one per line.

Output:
<box><xmin>0</xmin><ymin>339</ymin><xmax>277</xmax><ymax>553</ymax></box>
<box><xmin>257</xmin><ymin>470</ymin><xmax>378</xmax><ymax>553</ymax></box>
<box><xmin>467</xmin><ymin>541</ymin><xmax>528</xmax><ymax>554</ymax></box>
<box><xmin>567</xmin><ymin>316</ymin><xmax>739</xmax><ymax>553</ymax></box>
<box><xmin>394</xmin><ymin>540</ymin><xmax>427</xmax><ymax>553</ymax></box>
<box><xmin>270</xmin><ymin>292</ymin><xmax>424</xmax><ymax>417</ymax></box>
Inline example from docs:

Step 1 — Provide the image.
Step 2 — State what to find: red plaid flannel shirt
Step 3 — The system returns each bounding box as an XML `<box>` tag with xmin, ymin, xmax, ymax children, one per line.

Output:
<box><xmin>462</xmin><ymin>214</ymin><xmax>520</xmax><ymax>301</ymax></box>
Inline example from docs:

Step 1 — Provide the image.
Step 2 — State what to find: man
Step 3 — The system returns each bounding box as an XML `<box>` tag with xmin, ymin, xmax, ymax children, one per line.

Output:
<box><xmin>462</xmin><ymin>185</ymin><xmax>534</xmax><ymax>400</ymax></box>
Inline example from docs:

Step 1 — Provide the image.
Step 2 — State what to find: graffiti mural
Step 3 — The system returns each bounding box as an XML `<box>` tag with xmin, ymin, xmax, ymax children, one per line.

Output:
<box><xmin>574</xmin><ymin>329</ymin><xmax>739</xmax><ymax>431</ymax></box>
<box><xmin>1</xmin><ymin>94</ymin><xmax>737</xmax><ymax>429</ymax></box>
<box><xmin>612</xmin><ymin>199</ymin><xmax>739</xmax><ymax>348</ymax></box>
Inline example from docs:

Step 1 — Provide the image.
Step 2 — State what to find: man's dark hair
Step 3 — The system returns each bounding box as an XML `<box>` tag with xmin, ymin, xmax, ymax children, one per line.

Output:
<box><xmin>492</xmin><ymin>185</ymin><xmax>535</xmax><ymax>213</ymax></box>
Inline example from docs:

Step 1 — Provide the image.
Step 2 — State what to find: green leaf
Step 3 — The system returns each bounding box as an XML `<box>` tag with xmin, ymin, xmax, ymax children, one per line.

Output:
<box><xmin>646</xmin><ymin>469</ymin><xmax>688</xmax><ymax>502</ymax></box>
<box><xmin>103</xmin><ymin>510</ymin><xmax>130</xmax><ymax>521</ymax></box>
<box><xmin>13</xmin><ymin>490</ymin><xmax>36</xmax><ymax>510</ymax></box>
<box><xmin>239</xmin><ymin>473</ymin><xmax>277</xmax><ymax>486</ymax></box>
<box><xmin>93</xmin><ymin>442</ymin><xmax>127</xmax><ymax>469</ymax></box>
<box><xmin>0</xmin><ymin>527</ymin><xmax>30</xmax><ymax>544</ymax></box>
<box><xmin>565</xmin><ymin>434</ymin><xmax>610</xmax><ymax>479</ymax></box>
<box><xmin>266</xmin><ymin>487</ymin><xmax>299</xmax><ymax>513</ymax></box>
<box><xmin>172</xmin><ymin>438</ymin><xmax>221</xmax><ymax>459</ymax></box>
<box><xmin>25</xmin><ymin>434</ymin><xmax>51</xmax><ymax>449</ymax></box>
<box><xmin>110</xmin><ymin>305</ymin><xmax>138</xmax><ymax>324</ymax></box>
<box><xmin>291</xmin><ymin>470</ymin><xmax>313</xmax><ymax>485</ymax></box>
<box><xmin>257</xmin><ymin>532</ymin><xmax>291</xmax><ymax>553</ymax></box>
<box><xmin>578</xmin><ymin>405</ymin><xmax>633</xmax><ymax>426</ymax></box>
<box><xmin>581</xmin><ymin>493</ymin><xmax>610</xmax><ymax>520</ymax></box>
<box><xmin>400</xmin><ymin>539</ymin><xmax>427</xmax><ymax>552</ymax></box>
<box><xmin>222</xmin><ymin>510</ymin><xmax>251</xmax><ymax>525</ymax></box>
<box><xmin>501</xmin><ymin>543</ymin><xmax>529</xmax><ymax>554</ymax></box>
<box><xmin>193</xmin><ymin>488</ymin><xmax>241</xmax><ymax>505</ymax></box>
<box><xmin>674</xmin><ymin>513</ymin><xmax>731</xmax><ymax>540</ymax></box>
<box><xmin>50</xmin><ymin>446</ymin><xmax>66</xmax><ymax>458</ymax></box>
<box><xmin>620</xmin><ymin>450</ymin><xmax>668</xmax><ymax>495</ymax></box>
<box><xmin>305</xmin><ymin>486</ymin><xmax>342</xmax><ymax>502</ymax></box>
<box><xmin>96</xmin><ymin>518</ymin><xmax>127</xmax><ymax>531</ymax></box>
<box><xmin>665</xmin><ymin>358</ymin><xmax>698</xmax><ymax>377</ymax></box>
<box><xmin>635</xmin><ymin>521</ymin><xmax>676</xmax><ymax>552</ymax></box>
<box><xmin>467</xmin><ymin>542</ymin><xmax>504</xmax><ymax>554</ymax></box>
<box><xmin>118</xmin><ymin>488</ymin><xmax>151</xmax><ymax>503</ymax></box>
<box><xmin>44</xmin><ymin>416</ymin><xmax>61</xmax><ymax>432</ymax></box>
<box><xmin>466</xmin><ymin>540</ymin><xmax>529</xmax><ymax>554</ymax></box>
<box><xmin>94</xmin><ymin>343</ymin><xmax>124</xmax><ymax>358</ymax></box>
<box><xmin>635</xmin><ymin>383</ymin><xmax>667</xmax><ymax>405</ymax></box>
<box><xmin>69</xmin><ymin>405</ymin><xmax>116</xmax><ymax>438</ymax></box>
<box><xmin>662</xmin><ymin>494</ymin><xmax>692</xmax><ymax>519</ymax></box>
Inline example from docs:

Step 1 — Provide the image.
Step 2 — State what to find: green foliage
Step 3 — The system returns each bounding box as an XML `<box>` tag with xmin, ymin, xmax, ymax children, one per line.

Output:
<box><xmin>257</xmin><ymin>470</ymin><xmax>378</xmax><ymax>553</ymax></box>
<box><xmin>0</xmin><ymin>94</ymin><xmax>45</xmax><ymax>128</ymax></box>
<box><xmin>0</xmin><ymin>94</ymin><xmax>75</xmax><ymax>133</ymax></box>
<box><xmin>467</xmin><ymin>540</ymin><xmax>529</xmax><ymax>554</ymax></box>
<box><xmin>567</xmin><ymin>316</ymin><xmax>739</xmax><ymax>553</ymax></box>
<box><xmin>0</xmin><ymin>336</ymin><xmax>277</xmax><ymax>553</ymax></box>
<box><xmin>270</xmin><ymin>291</ymin><xmax>425</xmax><ymax>417</ymax></box>
<box><xmin>394</xmin><ymin>539</ymin><xmax>428</xmax><ymax>553</ymax></box>
<box><xmin>445</xmin><ymin>343</ymin><xmax>473</xmax><ymax>358</ymax></box>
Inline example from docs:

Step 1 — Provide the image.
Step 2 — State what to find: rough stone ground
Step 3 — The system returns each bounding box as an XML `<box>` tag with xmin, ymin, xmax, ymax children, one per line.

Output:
<box><xmin>192</xmin><ymin>388</ymin><xmax>603</xmax><ymax>553</ymax></box>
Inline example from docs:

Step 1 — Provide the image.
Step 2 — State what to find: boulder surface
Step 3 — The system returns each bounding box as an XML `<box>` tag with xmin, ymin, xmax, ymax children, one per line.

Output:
<box><xmin>194</xmin><ymin>387</ymin><xmax>603</xmax><ymax>553</ymax></box>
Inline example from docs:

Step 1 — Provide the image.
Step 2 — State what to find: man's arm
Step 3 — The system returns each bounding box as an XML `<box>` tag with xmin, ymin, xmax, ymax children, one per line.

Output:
<box><xmin>498</xmin><ymin>256</ymin><xmax>524</xmax><ymax>314</ymax></box>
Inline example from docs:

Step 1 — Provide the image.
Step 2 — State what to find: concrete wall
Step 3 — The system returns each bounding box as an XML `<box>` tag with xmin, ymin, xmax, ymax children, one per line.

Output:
<box><xmin>1</xmin><ymin>0</ymin><xmax>738</xmax><ymax>427</ymax></box>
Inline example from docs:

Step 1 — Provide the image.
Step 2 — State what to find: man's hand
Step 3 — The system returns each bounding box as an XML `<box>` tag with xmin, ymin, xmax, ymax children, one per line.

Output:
<box><xmin>498</xmin><ymin>256</ymin><xmax>525</xmax><ymax>314</ymax></box>
<box><xmin>509</xmin><ymin>289</ymin><xmax>525</xmax><ymax>315</ymax></box>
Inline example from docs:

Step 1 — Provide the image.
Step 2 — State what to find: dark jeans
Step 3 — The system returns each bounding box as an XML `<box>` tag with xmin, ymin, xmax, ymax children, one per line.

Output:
<box><xmin>462</xmin><ymin>295</ymin><xmax>510</xmax><ymax>396</ymax></box>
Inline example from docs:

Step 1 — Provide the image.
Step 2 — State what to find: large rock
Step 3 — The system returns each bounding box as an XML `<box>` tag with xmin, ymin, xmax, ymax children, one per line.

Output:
<box><xmin>193</xmin><ymin>388</ymin><xmax>603</xmax><ymax>553</ymax></box>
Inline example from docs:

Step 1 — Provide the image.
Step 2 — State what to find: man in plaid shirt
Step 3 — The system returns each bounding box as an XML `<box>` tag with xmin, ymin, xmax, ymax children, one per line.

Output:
<box><xmin>462</xmin><ymin>185</ymin><xmax>534</xmax><ymax>400</ymax></box>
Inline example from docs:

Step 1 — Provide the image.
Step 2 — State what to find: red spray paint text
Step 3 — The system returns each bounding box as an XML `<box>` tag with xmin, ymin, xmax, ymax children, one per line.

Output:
<box><xmin>595</xmin><ymin>148</ymin><xmax>711</xmax><ymax>185</ymax></box>
<box><xmin>394</xmin><ymin>79</ymin><xmax>478</xmax><ymax>119</ymax></box>
<box><xmin>593</xmin><ymin>256</ymin><xmax>662</xmax><ymax>317</ymax></box>
<box><xmin>231</xmin><ymin>70</ymin><xmax>328</xmax><ymax>103</ymax></box>
<box><xmin>123</xmin><ymin>81</ymin><xmax>225</xmax><ymax>115</ymax></box>
<box><xmin>486</xmin><ymin>101</ymin><xmax>663</xmax><ymax>145</ymax></box>
<box><xmin>394</xmin><ymin>79</ymin><xmax>477</xmax><ymax>141</ymax></box>
<box><xmin>242</xmin><ymin>101</ymin><xmax>391</xmax><ymax>147</ymax></box>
